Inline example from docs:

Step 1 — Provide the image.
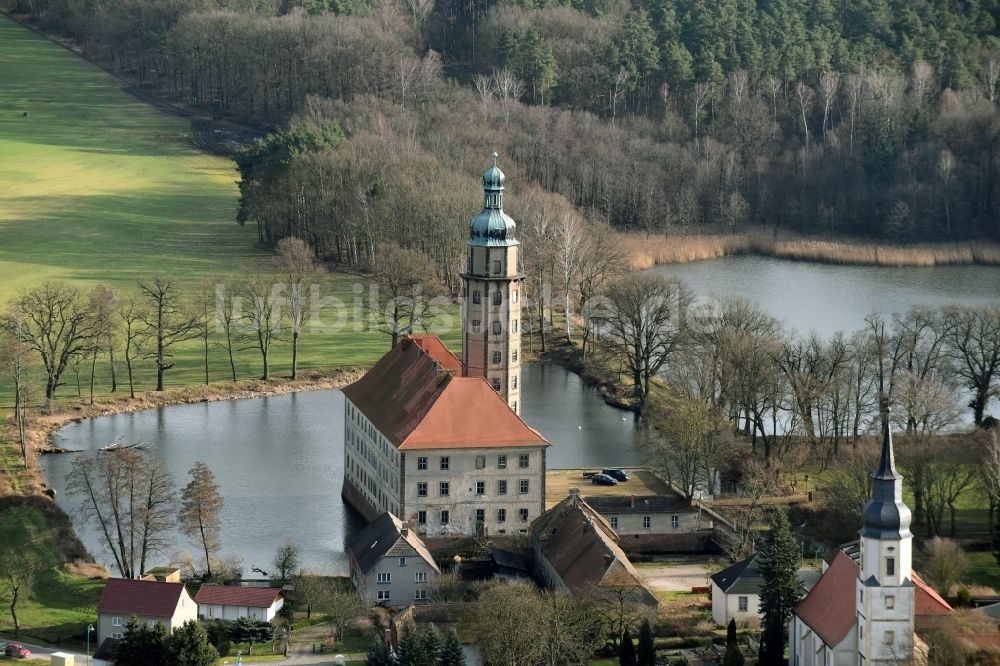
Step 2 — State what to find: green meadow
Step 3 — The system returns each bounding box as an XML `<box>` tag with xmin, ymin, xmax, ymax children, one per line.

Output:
<box><xmin>0</xmin><ymin>16</ymin><xmax>461</xmax><ymax>402</ymax></box>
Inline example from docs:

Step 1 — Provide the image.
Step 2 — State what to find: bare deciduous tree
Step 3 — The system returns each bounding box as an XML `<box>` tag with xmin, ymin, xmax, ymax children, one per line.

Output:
<box><xmin>0</xmin><ymin>545</ymin><xmax>41</xmax><ymax>639</ymax></box>
<box><xmin>601</xmin><ymin>274</ymin><xmax>693</xmax><ymax>411</ymax></box>
<box><xmin>276</xmin><ymin>237</ymin><xmax>320</xmax><ymax>380</ymax></box>
<box><xmin>137</xmin><ymin>277</ymin><xmax>199</xmax><ymax>391</ymax></box>
<box><xmin>1</xmin><ymin>282</ymin><xmax>97</xmax><ymax>411</ymax></box>
<box><xmin>66</xmin><ymin>448</ymin><xmax>175</xmax><ymax>579</ymax></box>
<box><xmin>179</xmin><ymin>461</ymin><xmax>224</xmax><ymax>580</ymax></box>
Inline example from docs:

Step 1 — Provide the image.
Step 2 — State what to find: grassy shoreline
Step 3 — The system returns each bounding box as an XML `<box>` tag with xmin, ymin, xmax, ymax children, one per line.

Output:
<box><xmin>622</xmin><ymin>231</ymin><xmax>1000</xmax><ymax>269</ymax></box>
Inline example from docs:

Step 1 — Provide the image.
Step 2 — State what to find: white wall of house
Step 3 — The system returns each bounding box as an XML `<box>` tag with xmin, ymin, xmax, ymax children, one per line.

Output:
<box><xmin>344</xmin><ymin>399</ymin><xmax>402</xmax><ymax>517</ymax></box>
<box><xmin>401</xmin><ymin>446</ymin><xmax>546</xmax><ymax>537</ymax></box>
<box><xmin>710</xmin><ymin>582</ymin><xmax>759</xmax><ymax>626</ymax></box>
<box><xmin>98</xmin><ymin>589</ymin><xmax>196</xmax><ymax>641</ymax></box>
<box><xmin>355</xmin><ymin>553</ymin><xmax>440</xmax><ymax>606</ymax></box>
<box><xmin>606</xmin><ymin>510</ymin><xmax>703</xmax><ymax>534</ymax></box>
<box><xmin>198</xmin><ymin>598</ymin><xmax>282</xmax><ymax>622</ymax></box>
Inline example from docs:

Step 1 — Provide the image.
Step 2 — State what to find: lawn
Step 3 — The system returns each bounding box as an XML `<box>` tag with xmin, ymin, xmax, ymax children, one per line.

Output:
<box><xmin>964</xmin><ymin>551</ymin><xmax>1000</xmax><ymax>592</ymax></box>
<box><xmin>0</xmin><ymin>503</ymin><xmax>103</xmax><ymax>645</ymax></box>
<box><xmin>0</xmin><ymin>15</ymin><xmax>463</xmax><ymax>406</ymax></box>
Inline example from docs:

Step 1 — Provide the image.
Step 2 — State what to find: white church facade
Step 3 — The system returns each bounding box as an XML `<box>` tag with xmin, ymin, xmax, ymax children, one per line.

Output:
<box><xmin>790</xmin><ymin>416</ymin><xmax>951</xmax><ymax>666</ymax></box>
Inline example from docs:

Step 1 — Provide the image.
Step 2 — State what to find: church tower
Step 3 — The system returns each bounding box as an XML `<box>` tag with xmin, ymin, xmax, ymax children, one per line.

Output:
<box><xmin>461</xmin><ymin>153</ymin><xmax>524</xmax><ymax>414</ymax></box>
<box><xmin>856</xmin><ymin>407</ymin><xmax>915</xmax><ymax>665</ymax></box>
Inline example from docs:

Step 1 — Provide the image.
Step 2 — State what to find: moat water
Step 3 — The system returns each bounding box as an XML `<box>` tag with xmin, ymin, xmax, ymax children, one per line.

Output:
<box><xmin>40</xmin><ymin>363</ymin><xmax>639</xmax><ymax>574</ymax></box>
<box><xmin>40</xmin><ymin>257</ymin><xmax>1000</xmax><ymax>573</ymax></box>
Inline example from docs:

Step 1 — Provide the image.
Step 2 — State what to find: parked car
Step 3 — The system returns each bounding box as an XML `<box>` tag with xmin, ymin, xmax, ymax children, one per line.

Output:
<box><xmin>591</xmin><ymin>473</ymin><xmax>618</xmax><ymax>486</ymax></box>
<box><xmin>602</xmin><ymin>468</ymin><xmax>631</xmax><ymax>482</ymax></box>
<box><xmin>4</xmin><ymin>642</ymin><xmax>31</xmax><ymax>659</ymax></box>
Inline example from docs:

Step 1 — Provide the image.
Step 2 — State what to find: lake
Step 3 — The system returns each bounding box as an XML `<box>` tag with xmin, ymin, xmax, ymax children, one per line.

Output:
<box><xmin>652</xmin><ymin>255</ymin><xmax>1000</xmax><ymax>338</ymax></box>
<box><xmin>41</xmin><ymin>256</ymin><xmax>1000</xmax><ymax>573</ymax></box>
<box><xmin>40</xmin><ymin>363</ymin><xmax>641</xmax><ymax>575</ymax></box>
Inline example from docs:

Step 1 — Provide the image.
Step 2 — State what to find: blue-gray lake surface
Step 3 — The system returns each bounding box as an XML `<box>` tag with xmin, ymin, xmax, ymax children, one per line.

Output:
<box><xmin>41</xmin><ymin>363</ymin><xmax>639</xmax><ymax>574</ymax></box>
<box><xmin>653</xmin><ymin>256</ymin><xmax>1000</xmax><ymax>338</ymax></box>
<box><xmin>41</xmin><ymin>257</ymin><xmax>1000</xmax><ymax>573</ymax></box>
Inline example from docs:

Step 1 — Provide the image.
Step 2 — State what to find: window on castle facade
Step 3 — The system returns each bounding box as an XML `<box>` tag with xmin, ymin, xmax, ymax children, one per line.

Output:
<box><xmin>493</xmin><ymin>290</ymin><xmax>502</xmax><ymax>305</ymax></box>
<box><xmin>492</xmin><ymin>351</ymin><xmax>502</xmax><ymax>364</ymax></box>
<box><xmin>417</xmin><ymin>457</ymin><xmax>427</xmax><ymax>470</ymax></box>
<box><xmin>492</xmin><ymin>378</ymin><xmax>501</xmax><ymax>391</ymax></box>
<box><xmin>493</xmin><ymin>321</ymin><xmax>501</xmax><ymax>335</ymax></box>
<box><xmin>472</xmin><ymin>320</ymin><xmax>480</xmax><ymax>333</ymax></box>
<box><xmin>439</xmin><ymin>481</ymin><xmax>450</xmax><ymax>496</ymax></box>
<box><xmin>472</xmin><ymin>290</ymin><xmax>481</xmax><ymax>304</ymax></box>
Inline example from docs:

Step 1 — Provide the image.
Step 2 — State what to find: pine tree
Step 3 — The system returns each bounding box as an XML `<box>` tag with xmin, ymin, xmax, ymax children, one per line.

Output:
<box><xmin>759</xmin><ymin>510</ymin><xmax>804</xmax><ymax>666</ymax></box>
<box><xmin>723</xmin><ymin>619</ymin><xmax>745</xmax><ymax>666</ymax></box>
<box><xmin>636</xmin><ymin>619</ymin><xmax>656</xmax><ymax>666</ymax></box>
<box><xmin>115</xmin><ymin>617</ymin><xmax>169</xmax><ymax>666</ymax></box>
<box><xmin>366</xmin><ymin>634</ymin><xmax>396</xmax><ymax>666</ymax></box>
<box><xmin>419</xmin><ymin>624</ymin><xmax>443</xmax><ymax>666</ymax></box>
<box><xmin>395</xmin><ymin>626</ymin><xmax>426</xmax><ymax>666</ymax></box>
<box><xmin>619</xmin><ymin>627</ymin><xmax>637</xmax><ymax>666</ymax></box>
<box><xmin>166</xmin><ymin>621</ymin><xmax>220</xmax><ymax>666</ymax></box>
<box><xmin>438</xmin><ymin>628</ymin><xmax>466</xmax><ymax>666</ymax></box>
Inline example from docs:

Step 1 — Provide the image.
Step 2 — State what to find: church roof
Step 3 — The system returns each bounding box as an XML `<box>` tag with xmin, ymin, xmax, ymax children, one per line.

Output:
<box><xmin>794</xmin><ymin>547</ymin><xmax>952</xmax><ymax>649</ymax></box>
<box><xmin>343</xmin><ymin>337</ymin><xmax>548</xmax><ymax>451</ymax></box>
<box><xmin>793</xmin><ymin>551</ymin><xmax>860</xmax><ymax>647</ymax></box>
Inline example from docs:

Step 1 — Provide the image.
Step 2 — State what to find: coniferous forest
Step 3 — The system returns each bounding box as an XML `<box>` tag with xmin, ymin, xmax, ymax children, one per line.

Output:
<box><xmin>7</xmin><ymin>0</ymin><xmax>1000</xmax><ymax>268</ymax></box>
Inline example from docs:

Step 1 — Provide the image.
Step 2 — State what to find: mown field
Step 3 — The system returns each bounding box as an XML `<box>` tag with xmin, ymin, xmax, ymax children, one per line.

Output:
<box><xmin>0</xmin><ymin>15</ymin><xmax>460</xmax><ymax>405</ymax></box>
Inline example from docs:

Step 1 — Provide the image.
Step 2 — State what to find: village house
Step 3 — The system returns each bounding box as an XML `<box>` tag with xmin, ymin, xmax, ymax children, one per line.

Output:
<box><xmin>584</xmin><ymin>494</ymin><xmax>715</xmax><ymax>553</ymax></box>
<box><xmin>341</xmin><ymin>158</ymin><xmax>550</xmax><ymax>537</ymax></box>
<box><xmin>710</xmin><ymin>553</ymin><xmax>821</xmax><ymax>626</ymax></box>
<box><xmin>194</xmin><ymin>585</ymin><xmax>285</xmax><ymax>622</ymax></box>
<box><xmin>531</xmin><ymin>492</ymin><xmax>659</xmax><ymax>610</ymax></box>
<box><xmin>96</xmin><ymin>578</ymin><xmax>197</xmax><ymax>642</ymax></box>
<box><xmin>349</xmin><ymin>512</ymin><xmax>441</xmax><ymax>606</ymax></box>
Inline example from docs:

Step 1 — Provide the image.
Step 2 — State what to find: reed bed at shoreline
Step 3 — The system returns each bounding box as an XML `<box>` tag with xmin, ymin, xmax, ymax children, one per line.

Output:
<box><xmin>623</xmin><ymin>232</ymin><xmax>1000</xmax><ymax>269</ymax></box>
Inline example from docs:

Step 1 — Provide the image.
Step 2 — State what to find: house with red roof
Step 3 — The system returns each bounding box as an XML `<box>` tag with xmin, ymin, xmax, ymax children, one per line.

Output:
<box><xmin>194</xmin><ymin>585</ymin><xmax>285</xmax><ymax>622</ymax></box>
<box><xmin>96</xmin><ymin>579</ymin><xmax>197</xmax><ymax>642</ymax></box>
<box><xmin>341</xmin><ymin>157</ymin><xmax>551</xmax><ymax>538</ymax></box>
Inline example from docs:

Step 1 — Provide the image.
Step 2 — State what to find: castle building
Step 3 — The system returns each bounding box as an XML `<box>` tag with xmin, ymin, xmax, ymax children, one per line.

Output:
<box><xmin>340</xmin><ymin>157</ymin><xmax>549</xmax><ymax>537</ymax></box>
<box><xmin>789</xmin><ymin>414</ymin><xmax>951</xmax><ymax>666</ymax></box>
<box><xmin>461</xmin><ymin>152</ymin><xmax>524</xmax><ymax>414</ymax></box>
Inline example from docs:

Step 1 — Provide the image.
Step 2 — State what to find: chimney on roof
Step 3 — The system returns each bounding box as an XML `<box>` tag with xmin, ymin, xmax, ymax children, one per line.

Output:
<box><xmin>569</xmin><ymin>487</ymin><xmax>580</xmax><ymax>496</ymax></box>
<box><xmin>401</xmin><ymin>524</ymin><xmax>409</xmax><ymax>537</ymax></box>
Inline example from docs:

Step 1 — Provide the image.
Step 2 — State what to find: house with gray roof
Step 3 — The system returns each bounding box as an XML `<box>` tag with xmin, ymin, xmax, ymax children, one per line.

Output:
<box><xmin>710</xmin><ymin>552</ymin><xmax>822</xmax><ymax>626</ymax></box>
<box><xmin>349</xmin><ymin>512</ymin><xmax>441</xmax><ymax>606</ymax></box>
<box><xmin>583</xmin><ymin>494</ymin><xmax>716</xmax><ymax>553</ymax></box>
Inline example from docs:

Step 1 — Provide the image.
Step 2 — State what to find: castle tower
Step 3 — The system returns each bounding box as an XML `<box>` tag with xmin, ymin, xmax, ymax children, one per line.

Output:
<box><xmin>856</xmin><ymin>407</ymin><xmax>915</xmax><ymax>665</ymax></box>
<box><xmin>461</xmin><ymin>153</ymin><xmax>524</xmax><ymax>414</ymax></box>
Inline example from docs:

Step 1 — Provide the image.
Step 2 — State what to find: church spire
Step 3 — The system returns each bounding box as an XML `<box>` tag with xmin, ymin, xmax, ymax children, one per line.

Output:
<box><xmin>860</xmin><ymin>403</ymin><xmax>912</xmax><ymax>539</ymax></box>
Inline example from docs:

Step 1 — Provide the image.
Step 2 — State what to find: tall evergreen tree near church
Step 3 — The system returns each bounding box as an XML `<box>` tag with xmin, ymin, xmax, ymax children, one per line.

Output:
<box><xmin>758</xmin><ymin>509</ymin><xmax>804</xmax><ymax>665</ymax></box>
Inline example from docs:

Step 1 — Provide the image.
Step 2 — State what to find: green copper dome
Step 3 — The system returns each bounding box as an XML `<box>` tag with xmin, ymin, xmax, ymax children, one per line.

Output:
<box><xmin>469</xmin><ymin>152</ymin><xmax>519</xmax><ymax>247</ymax></box>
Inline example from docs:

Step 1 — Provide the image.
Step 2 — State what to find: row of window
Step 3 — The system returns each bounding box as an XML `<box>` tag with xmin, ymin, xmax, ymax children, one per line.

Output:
<box><xmin>377</xmin><ymin>589</ymin><xmax>428</xmax><ymax>601</ymax></box>
<box><xmin>491</xmin><ymin>349</ymin><xmax>519</xmax><ymax>364</ymax></box>
<box><xmin>377</xmin><ymin>571</ymin><xmax>429</xmax><ymax>584</ymax></box>
<box><xmin>471</xmin><ymin>289</ymin><xmax>518</xmax><ymax>305</ymax></box>
<box><xmin>470</xmin><ymin>319</ymin><xmax>519</xmax><ymax>335</ymax></box>
<box><xmin>417</xmin><ymin>479</ymin><xmax>530</xmax><ymax>497</ymax></box>
<box><xmin>414</xmin><ymin>508</ymin><xmax>530</xmax><ymax>524</ymax></box>
<box><xmin>607</xmin><ymin>515</ymin><xmax>682</xmax><ymax>529</ymax></box>
<box><xmin>416</xmin><ymin>454</ymin><xmax>530</xmax><ymax>471</ymax></box>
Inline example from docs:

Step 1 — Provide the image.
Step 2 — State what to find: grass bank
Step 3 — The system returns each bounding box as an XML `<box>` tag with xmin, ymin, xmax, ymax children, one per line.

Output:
<box><xmin>622</xmin><ymin>231</ymin><xmax>1000</xmax><ymax>269</ymax></box>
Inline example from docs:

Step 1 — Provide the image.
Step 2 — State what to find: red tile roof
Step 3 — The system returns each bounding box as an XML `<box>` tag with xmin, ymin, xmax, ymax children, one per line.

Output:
<box><xmin>793</xmin><ymin>551</ymin><xmax>859</xmax><ymax>647</ymax></box>
<box><xmin>409</xmin><ymin>336</ymin><xmax>463</xmax><ymax>373</ymax></box>
<box><xmin>795</xmin><ymin>549</ymin><xmax>953</xmax><ymax>648</ymax></box>
<box><xmin>97</xmin><ymin>579</ymin><xmax>188</xmax><ymax>618</ymax></box>
<box><xmin>913</xmin><ymin>572</ymin><xmax>952</xmax><ymax>615</ymax></box>
<box><xmin>194</xmin><ymin>585</ymin><xmax>283</xmax><ymax>609</ymax></box>
<box><xmin>343</xmin><ymin>339</ymin><xmax>548</xmax><ymax>451</ymax></box>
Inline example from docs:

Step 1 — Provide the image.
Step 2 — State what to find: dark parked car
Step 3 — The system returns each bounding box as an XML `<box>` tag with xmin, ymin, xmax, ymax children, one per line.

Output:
<box><xmin>602</xmin><ymin>468</ymin><xmax>631</xmax><ymax>482</ymax></box>
<box><xmin>4</xmin><ymin>642</ymin><xmax>31</xmax><ymax>659</ymax></box>
<box><xmin>591</xmin><ymin>473</ymin><xmax>618</xmax><ymax>486</ymax></box>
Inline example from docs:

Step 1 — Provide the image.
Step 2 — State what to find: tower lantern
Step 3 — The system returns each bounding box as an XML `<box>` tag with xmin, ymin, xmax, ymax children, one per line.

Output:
<box><xmin>461</xmin><ymin>153</ymin><xmax>524</xmax><ymax>414</ymax></box>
